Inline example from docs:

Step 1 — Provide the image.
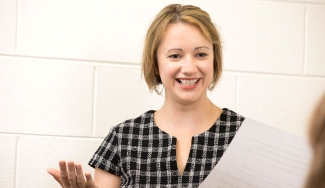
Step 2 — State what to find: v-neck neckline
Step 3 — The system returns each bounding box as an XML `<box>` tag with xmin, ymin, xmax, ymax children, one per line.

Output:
<box><xmin>149</xmin><ymin>109</ymin><xmax>227</xmax><ymax>177</ymax></box>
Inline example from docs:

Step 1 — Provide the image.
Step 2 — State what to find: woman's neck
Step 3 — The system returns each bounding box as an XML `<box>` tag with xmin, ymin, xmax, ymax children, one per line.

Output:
<box><xmin>154</xmin><ymin>97</ymin><xmax>222</xmax><ymax>137</ymax></box>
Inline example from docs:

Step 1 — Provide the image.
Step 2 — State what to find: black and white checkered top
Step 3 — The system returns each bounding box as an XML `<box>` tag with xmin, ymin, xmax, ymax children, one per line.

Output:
<box><xmin>89</xmin><ymin>108</ymin><xmax>245</xmax><ymax>187</ymax></box>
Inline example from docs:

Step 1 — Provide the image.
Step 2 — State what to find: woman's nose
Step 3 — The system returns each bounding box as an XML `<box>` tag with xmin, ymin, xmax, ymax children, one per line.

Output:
<box><xmin>181</xmin><ymin>56</ymin><xmax>197</xmax><ymax>74</ymax></box>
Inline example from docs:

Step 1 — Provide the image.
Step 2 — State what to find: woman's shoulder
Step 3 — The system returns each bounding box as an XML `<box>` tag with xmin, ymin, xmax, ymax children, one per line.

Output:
<box><xmin>219</xmin><ymin>108</ymin><xmax>245</xmax><ymax>124</ymax></box>
<box><xmin>110</xmin><ymin>110</ymin><xmax>156</xmax><ymax>133</ymax></box>
<box><xmin>208</xmin><ymin>108</ymin><xmax>245</xmax><ymax>135</ymax></box>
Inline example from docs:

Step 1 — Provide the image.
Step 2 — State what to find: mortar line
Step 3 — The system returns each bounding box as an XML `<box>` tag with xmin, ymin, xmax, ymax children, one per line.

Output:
<box><xmin>14</xmin><ymin>137</ymin><xmax>19</xmax><ymax>188</ymax></box>
<box><xmin>303</xmin><ymin>6</ymin><xmax>308</xmax><ymax>75</ymax></box>
<box><xmin>224</xmin><ymin>69</ymin><xmax>325</xmax><ymax>78</ymax></box>
<box><xmin>15</xmin><ymin>0</ymin><xmax>19</xmax><ymax>53</ymax></box>
<box><xmin>0</xmin><ymin>53</ymin><xmax>141</xmax><ymax>67</ymax></box>
<box><xmin>235</xmin><ymin>76</ymin><xmax>238</xmax><ymax>112</ymax></box>
<box><xmin>92</xmin><ymin>67</ymin><xmax>98</xmax><ymax>137</ymax></box>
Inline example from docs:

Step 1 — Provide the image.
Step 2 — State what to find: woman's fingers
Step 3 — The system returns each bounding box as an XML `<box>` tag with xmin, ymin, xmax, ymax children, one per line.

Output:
<box><xmin>47</xmin><ymin>168</ymin><xmax>64</xmax><ymax>187</ymax></box>
<box><xmin>59</xmin><ymin>160</ymin><xmax>71</xmax><ymax>187</ymax></box>
<box><xmin>85</xmin><ymin>173</ymin><xmax>98</xmax><ymax>188</ymax></box>
<box><xmin>67</xmin><ymin>161</ymin><xmax>78</xmax><ymax>187</ymax></box>
<box><xmin>75</xmin><ymin>164</ymin><xmax>87</xmax><ymax>188</ymax></box>
<box><xmin>49</xmin><ymin>160</ymin><xmax>91</xmax><ymax>188</ymax></box>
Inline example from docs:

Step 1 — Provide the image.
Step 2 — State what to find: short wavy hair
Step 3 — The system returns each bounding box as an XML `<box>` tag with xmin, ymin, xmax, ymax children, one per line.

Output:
<box><xmin>141</xmin><ymin>4</ymin><xmax>223</xmax><ymax>94</ymax></box>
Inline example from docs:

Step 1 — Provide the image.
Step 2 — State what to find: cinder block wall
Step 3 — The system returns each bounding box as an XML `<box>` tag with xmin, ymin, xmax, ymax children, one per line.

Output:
<box><xmin>0</xmin><ymin>0</ymin><xmax>324</xmax><ymax>187</ymax></box>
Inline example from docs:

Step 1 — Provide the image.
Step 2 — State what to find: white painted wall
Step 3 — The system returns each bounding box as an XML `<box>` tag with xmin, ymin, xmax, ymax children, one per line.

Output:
<box><xmin>0</xmin><ymin>0</ymin><xmax>324</xmax><ymax>187</ymax></box>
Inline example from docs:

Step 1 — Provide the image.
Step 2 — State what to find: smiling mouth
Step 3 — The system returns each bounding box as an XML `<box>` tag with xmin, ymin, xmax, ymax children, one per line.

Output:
<box><xmin>176</xmin><ymin>79</ymin><xmax>199</xmax><ymax>86</ymax></box>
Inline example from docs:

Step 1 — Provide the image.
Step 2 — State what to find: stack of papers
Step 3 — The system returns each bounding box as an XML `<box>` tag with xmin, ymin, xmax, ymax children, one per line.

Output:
<box><xmin>200</xmin><ymin>118</ymin><xmax>311</xmax><ymax>188</ymax></box>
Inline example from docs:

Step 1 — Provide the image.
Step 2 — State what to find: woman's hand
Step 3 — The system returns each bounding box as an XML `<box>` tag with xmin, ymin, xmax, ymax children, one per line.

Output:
<box><xmin>47</xmin><ymin>160</ymin><xmax>98</xmax><ymax>188</ymax></box>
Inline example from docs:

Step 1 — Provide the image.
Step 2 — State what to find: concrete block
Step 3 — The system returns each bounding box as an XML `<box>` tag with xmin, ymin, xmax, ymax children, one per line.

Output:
<box><xmin>0</xmin><ymin>135</ymin><xmax>17</xmax><ymax>188</ymax></box>
<box><xmin>208</xmin><ymin>73</ymin><xmax>237</xmax><ymax>110</ymax></box>
<box><xmin>18</xmin><ymin>0</ymin><xmax>164</xmax><ymax>63</ymax></box>
<box><xmin>306</xmin><ymin>6</ymin><xmax>325</xmax><ymax>76</ymax></box>
<box><xmin>0</xmin><ymin>0</ymin><xmax>16</xmax><ymax>54</ymax></box>
<box><xmin>94</xmin><ymin>65</ymin><xmax>163</xmax><ymax>137</ymax></box>
<box><xmin>17</xmin><ymin>136</ymin><xmax>102</xmax><ymax>188</ymax></box>
<box><xmin>237</xmin><ymin>75</ymin><xmax>325</xmax><ymax>137</ymax></box>
<box><xmin>167</xmin><ymin>0</ymin><xmax>305</xmax><ymax>75</ymax></box>
<box><xmin>0</xmin><ymin>57</ymin><xmax>94</xmax><ymax>136</ymax></box>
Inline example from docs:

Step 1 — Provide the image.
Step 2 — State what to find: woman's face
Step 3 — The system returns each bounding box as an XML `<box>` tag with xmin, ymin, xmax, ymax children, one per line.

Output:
<box><xmin>156</xmin><ymin>23</ymin><xmax>214</xmax><ymax>105</ymax></box>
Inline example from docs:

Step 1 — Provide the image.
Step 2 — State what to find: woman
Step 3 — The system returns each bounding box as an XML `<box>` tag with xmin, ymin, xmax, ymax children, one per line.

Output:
<box><xmin>48</xmin><ymin>4</ymin><xmax>245</xmax><ymax>187</ymax></box>
<box><xmin>304</xmin><ymin>92</ymin><xmax>325</xmax><ymax>188</ymax></box>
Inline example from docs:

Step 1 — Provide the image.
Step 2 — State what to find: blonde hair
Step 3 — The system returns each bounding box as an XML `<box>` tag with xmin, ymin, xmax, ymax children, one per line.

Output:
<box><xmin>304</xmin><ymin>92</ymin><xmax>325</xmax><ymax>188</ymax></box>
<box><xmin>141</xmin><ymin>4</ymin><xmax>223</xmax><ymax>94</ymax></box>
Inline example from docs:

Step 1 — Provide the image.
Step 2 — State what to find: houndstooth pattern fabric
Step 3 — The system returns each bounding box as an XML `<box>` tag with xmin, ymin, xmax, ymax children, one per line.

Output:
<box><xmin>89</xmin><ymin>108</ymin><xmax>245</xmax><ymax>188</ymax></box>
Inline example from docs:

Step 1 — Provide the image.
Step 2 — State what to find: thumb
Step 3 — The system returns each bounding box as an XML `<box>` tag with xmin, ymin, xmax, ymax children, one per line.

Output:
<box><xmin>47</xmin><ymin>168</ymin><xmax>64</xmax><ymax>187</ymax></box>
<box><xmin>85</xmin><ymin>172</ymin><xmax>98</xmax><ymax>188</ymax></box>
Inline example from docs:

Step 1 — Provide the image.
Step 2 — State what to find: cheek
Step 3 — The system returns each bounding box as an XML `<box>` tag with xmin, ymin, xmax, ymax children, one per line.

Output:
<box><xmin>158</xmin><ymin>65</ymin><xmax>174</xmax><ymax>82</ymax></box>
<box><xmin>208</xmin><ymin>69</ymin><xmax>214</xmax><ymax>82</ymax></box>
<box><xmin>156</xmin><ymin>60</ymin><xmax>168</xmax><ymax>83</ymax></box>
<box><xmin>203</xmin><ymin>60</ymin><xmax>214</xmax><ymax>76</ymax></box>
<box><xmin>203</xmin><ymin>62</ymin><xmax>215</xmax><ymax>84</ymax></box>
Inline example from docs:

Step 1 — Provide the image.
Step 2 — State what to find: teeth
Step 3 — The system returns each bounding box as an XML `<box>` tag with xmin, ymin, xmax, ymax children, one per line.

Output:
<box><xmin>179</xmin><ymin>79</ymin><xmax>198</xmax><ymax>86</ymax></box>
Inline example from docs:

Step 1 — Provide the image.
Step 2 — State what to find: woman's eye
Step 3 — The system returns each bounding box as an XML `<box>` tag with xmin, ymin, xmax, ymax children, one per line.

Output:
<box><xmin>197</xmin><ymin>53</ymin><xmax>207</xmax><ymax>58</ymax></box>
<box><xmin>168</xmin><ymin>54</ymin><xmax>181</xmax><ymax>59</ymax></box>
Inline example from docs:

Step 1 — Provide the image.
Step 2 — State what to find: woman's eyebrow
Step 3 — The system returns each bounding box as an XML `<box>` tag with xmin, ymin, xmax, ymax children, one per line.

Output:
<box><xmin>167</xmin><ymin>48</ymin><xmax>183</xmax><ymax>52</ymax></box>
<box><xmin>194</xmin><ymin>46</ymin><xmax>210</xmax><ymax>50</ymax></box>
<box><xmin>167</xmin><ymin>46</ymin><xmax>209</xmax><ymax>52</ymax></box>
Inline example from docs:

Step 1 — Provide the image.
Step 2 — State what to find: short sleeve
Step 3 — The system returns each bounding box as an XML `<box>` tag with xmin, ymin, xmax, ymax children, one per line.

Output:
<box><xmin>88</xmin><ymin>128</ymin><xmax>121</xmax><ymax>176</ymax></box>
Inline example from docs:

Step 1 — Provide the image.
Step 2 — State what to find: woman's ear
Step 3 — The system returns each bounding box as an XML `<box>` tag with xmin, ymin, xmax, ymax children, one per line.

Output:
<box><xmin>155</xmin><ymin>69</ymin><xmax>160</xmax><ymax>75</ymax></box>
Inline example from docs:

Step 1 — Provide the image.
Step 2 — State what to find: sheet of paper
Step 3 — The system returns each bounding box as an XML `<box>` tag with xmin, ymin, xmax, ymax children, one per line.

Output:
<box><xmin>200</xmin><ymin>118</ymin><xmax>311</xmax><ymax>188</ymax></box>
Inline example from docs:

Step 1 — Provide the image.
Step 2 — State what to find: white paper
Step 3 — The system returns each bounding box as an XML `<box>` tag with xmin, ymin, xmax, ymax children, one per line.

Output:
<box><xmin>200</xmin><ymin>118</ymin><xmax>311</xmax><ymax>188</ymax></box>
